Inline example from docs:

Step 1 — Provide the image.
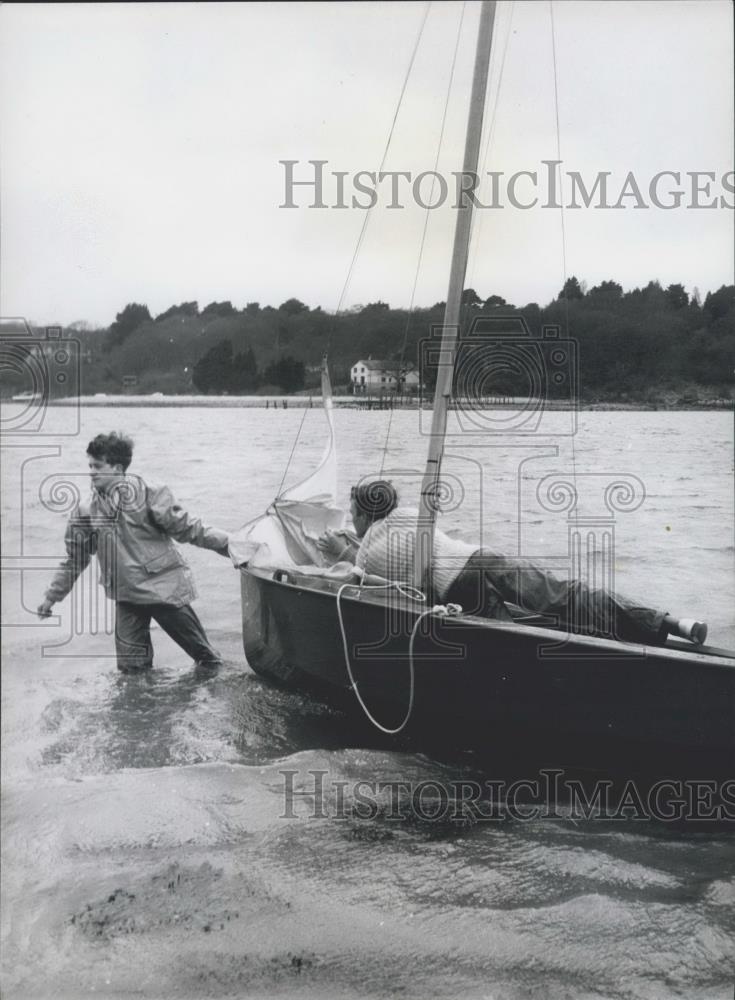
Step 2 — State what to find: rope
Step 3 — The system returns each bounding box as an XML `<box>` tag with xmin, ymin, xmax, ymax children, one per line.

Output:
<box><xmin>336</xmin><ymin>582</ymin><xmax>463</xmax><ymax>734</ymax></box>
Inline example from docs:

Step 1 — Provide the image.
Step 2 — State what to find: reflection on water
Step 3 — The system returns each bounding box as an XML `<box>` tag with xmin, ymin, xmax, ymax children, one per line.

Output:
<box><xmin>2</xmin><ymin>407</ymin><xmax>734</xmax><ymax>999</ymax></box>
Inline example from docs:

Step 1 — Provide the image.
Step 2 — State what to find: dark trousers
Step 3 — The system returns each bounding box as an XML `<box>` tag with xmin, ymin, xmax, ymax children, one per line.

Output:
<box><xmin>115</xmin><ymin>601</ymin><xmax>222</xmax><ymax>672</ymax></box>
<box><xmin>446</xmin><ymin>550</ymin><xmax>668</xmax><ymax>645</ymax></box>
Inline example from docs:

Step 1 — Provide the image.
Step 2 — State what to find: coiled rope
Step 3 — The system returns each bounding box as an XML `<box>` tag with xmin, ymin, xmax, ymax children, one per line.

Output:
<box><xmin>336</xmin><ymin>581</ymin><xmax>463</xmax><ymax>734</ymax></box>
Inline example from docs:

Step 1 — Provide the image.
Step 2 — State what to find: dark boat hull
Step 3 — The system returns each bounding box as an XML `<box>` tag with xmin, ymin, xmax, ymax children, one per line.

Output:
<box><xmin>241</xmin><ymin>567</ymin><xmax>735</xmax><ymax>778</ymax></box>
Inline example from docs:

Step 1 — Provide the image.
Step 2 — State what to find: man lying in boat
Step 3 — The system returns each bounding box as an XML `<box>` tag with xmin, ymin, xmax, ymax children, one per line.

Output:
<box><xmin>316</xmin><ymin>479</ymin><xmax>708</xmax><ymax>647</ymax></box>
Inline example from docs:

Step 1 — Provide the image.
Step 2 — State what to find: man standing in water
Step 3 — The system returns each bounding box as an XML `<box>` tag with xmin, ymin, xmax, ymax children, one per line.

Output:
<box><xmin>38</xmin><ymin>432</ymin><xmax>230</xmax><ymax>672</ymax></box>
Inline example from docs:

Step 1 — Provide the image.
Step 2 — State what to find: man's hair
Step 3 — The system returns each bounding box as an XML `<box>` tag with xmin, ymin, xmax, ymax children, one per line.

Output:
<box><xmin>350</xmin><ymin>479</ymin><xmax>398</xmax><ymax>522</ymax></box>
<box><xmin>86</xmin><ymin>432</ymin><xmax>134</xmax><ymax>471</ymax></box>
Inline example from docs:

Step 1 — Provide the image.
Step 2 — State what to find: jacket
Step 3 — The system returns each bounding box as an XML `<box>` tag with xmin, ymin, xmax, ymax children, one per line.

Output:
<box><xmin>45</xmin><ymin>475</ymin><xmax>229</xmax><ymax>607</ymax></box>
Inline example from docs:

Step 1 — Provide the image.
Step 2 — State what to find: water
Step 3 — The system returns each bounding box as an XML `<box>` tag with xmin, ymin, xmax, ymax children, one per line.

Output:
<box><xmin>2</xmin><ymin>405</ymin><xmax>734</xmax><ymax>999</ymax></box>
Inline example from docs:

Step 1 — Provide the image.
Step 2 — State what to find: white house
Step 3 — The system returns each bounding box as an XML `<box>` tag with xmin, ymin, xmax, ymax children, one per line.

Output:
<box><xmin>350</xmin><ymin>359</ymin><xmax>421</xmax><ymax>394</ymax></box>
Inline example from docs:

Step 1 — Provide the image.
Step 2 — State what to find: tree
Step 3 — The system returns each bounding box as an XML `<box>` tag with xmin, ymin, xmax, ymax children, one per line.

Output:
<box><xmin>202</xmin><ymin>300</ymin><xmax>235</xmax><ymax>317</ymax></box>
<box><xmin>521</xmin><ymin>302</ymin><xmax>541</xmax><ymax>333</ymax></box>
<box><xmin>231</xmin><ymin>346</ymin><xmax>259</xmax><ymax>393</ymax></box>
<box><xmin>588</xmin><ymin>280</ymin><xmax>623</xmax><ymax>305</ymax></box>
<box><xmin>263</xmin><ymin>355</ymin><xmax>305</xmax><ymax>392</ymax></box>
<box><xmin>641</xmin><ymin>280</ymin><xmax>666</xmax><ymax>305</ymax></box>
<box><xmin>665</xmin><ymin>284</ymin><xmax>688</xmax><ymax>310</ymax></box>
<box><xmin>686</xmin><ymin>324</ymin><xmax>735</xmax><ymax>384</ymax></box>
<box><xmin>483</xmin><ymin>294</ymin><xmax>507</xmax><ymax>308</ymax></box>
<box><xmin>703</xmin><ymin>285</ymin><xmax>735</xmax><ymax>323</ymax></box>
<box><xmin>558</xmin><ymin>276</ymin><xmax>584</xmax><ymax>300</ymax></box>
<box><xmin>106</xmin><ymin>303</ymin><xmax>151</xmax><ymax>348</ymax></box>
<box><xmin>245</xmin><ymin>302</ymin><xmax>260</xmax><ymax>315</ymax></box>
<box><xmin>192</xmin><ymin>338</ymin><xmax>233</xmax><ymax>393</ymax></box>
<box><xmin>461</xmin><ymin>288</ymin><xmax>482</xmax><ymax>307</ymax></box>
<box><xmin>155</xmin><ymin>301</ymin><xmax>199</xmax><ymax>322</ymax></box>
<box><xmin>279</xmin><ymin>298</ymin><xmax>309</xmax><ymax>316</ymax></box>
<box><xmin>360</xmin><ymin>301</ymin><xmax>390</xmax><ymax>314</ymax></box>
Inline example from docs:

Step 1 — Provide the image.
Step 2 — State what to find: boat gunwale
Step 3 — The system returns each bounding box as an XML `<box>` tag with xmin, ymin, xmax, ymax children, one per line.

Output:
<box><xmin>241</xmin><ymin>566</ymin><xmax>735</xmax><ymax>667</ymax></box>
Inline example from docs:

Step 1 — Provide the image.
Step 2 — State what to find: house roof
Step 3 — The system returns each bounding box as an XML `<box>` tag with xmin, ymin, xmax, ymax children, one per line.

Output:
<box><xmin>353</xmin><ymin>359</ymin><xmax>388</xmax><ymax>371</ymax></box>
<box><xmin>353</xmin><ymin>359</ymin><xmax>417</xmax><ymax>372</ymax></box>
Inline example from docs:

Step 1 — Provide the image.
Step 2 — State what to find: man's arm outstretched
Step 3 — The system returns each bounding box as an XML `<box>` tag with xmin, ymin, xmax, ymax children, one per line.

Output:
<box><xmin>147</xmin><ymin>485</ymin><xmax>229</xmax><ymax>555</ymax></box>
<box><xmin>38</xmin><ymin>509</ymin><xmax>97</xmax><ymax>617</ymax></box>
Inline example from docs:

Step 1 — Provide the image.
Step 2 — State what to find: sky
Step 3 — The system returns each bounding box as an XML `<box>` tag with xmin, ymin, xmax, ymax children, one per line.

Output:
<box><xmin>1</xmin><ymin>0</ymin><xmax>733</xmax><ymax>328</ymax></box>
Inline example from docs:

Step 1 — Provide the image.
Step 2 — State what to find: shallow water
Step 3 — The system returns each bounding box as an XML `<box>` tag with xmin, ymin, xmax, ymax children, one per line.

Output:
<box><xmin>1</xmin><ymin>405</ymin><xmax>734</xmax><ymax>999</ymax></box>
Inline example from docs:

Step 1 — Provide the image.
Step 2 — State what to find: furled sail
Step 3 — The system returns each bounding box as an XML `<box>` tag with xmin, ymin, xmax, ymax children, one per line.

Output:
<box><xmin>229</xmin><ymin>358</ymin><xmax>346</xmax><ymax>569</ymax></box>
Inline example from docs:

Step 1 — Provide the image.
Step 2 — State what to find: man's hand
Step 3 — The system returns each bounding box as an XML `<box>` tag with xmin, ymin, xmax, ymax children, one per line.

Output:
<box><xmin>316</xmin><ymin>528</ymin><xmax>343</xmax><ymax>559</ymax></box>
<box><xmin>37</xmin><ymin>599</ymin><xmax>55</xmax><ymax>619</ymax></box>
<box><xmin>317</xmin><ymin>529</ymin><xmax>358</xmax><ymax>563</ymax></box>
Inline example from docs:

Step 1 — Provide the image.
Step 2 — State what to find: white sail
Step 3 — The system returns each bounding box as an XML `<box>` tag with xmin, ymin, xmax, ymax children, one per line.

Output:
<box><xmin>228</xmin><ymin>359</ymin><xmax>346</xmax><ymax>569</ymax></box>
<box><xmin>278</xmin><ymin>358</ymin><xmax>338</xmax><ymax>505</ymax></box>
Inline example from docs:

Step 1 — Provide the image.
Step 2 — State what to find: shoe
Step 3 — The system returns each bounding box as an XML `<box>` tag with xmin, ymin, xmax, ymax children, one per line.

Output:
<box><xmin>676</xmin><ymin>619</ymin><xmax>708</xmax><ymax>645</ymax></box>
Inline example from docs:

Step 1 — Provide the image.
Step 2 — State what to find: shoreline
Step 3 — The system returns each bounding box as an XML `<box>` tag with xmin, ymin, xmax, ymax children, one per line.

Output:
<box><xmin>6</xmin><ymin>394</ymin><xmax>733</xmax><ymax>411</ymax></box>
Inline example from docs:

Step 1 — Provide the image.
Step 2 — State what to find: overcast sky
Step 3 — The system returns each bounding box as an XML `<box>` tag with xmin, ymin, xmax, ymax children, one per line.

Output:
<box><xmin>1</xmin><ymin>1</ymin><xmax>733</xmax><ymax>327</ymax></box>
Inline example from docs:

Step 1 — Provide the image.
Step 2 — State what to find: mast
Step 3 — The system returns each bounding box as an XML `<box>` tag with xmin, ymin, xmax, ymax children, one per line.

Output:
<box><xmin>414</xmin><ymin>0</ymin><xmax>497</xmax><ymax>590</ymax></box>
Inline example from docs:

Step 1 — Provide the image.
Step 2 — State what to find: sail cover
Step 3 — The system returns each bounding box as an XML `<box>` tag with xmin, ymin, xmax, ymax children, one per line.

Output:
<box><xmin>229</xmin><ymin>359</ymin><xmax>346</xmax><ymax>569</ymax></box>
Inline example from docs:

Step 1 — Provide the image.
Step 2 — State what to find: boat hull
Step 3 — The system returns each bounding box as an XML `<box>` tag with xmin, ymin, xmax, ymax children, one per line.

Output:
<box><xmin>241</xmin><ymin>567</ymin><xmax>735</xmax><ymax>778</ymax></box>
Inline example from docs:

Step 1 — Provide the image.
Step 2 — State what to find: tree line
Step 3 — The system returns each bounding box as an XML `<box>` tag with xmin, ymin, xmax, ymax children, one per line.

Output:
<box><xmin>2</xmin><ymin>281</ymin><xmax>732</xmax><ymax>401</ymax></box>
<box><xmin>191</xmin><ymin>339</ymin><xmax>305</xmax><ymax>394</ymax></box>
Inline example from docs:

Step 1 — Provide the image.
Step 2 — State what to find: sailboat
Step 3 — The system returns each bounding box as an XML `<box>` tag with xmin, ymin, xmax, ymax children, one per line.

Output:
<box><xmin>233</xmin><ymin>2</ymin><xmax>734</xmax><ymax>779</ymax></box>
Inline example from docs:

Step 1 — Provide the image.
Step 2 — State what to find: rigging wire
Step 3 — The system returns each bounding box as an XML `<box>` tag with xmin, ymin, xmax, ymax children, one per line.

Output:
<box><xmin>464</xmin><ymin>0</ymin><xmax>515</xmax><ymax>302</ymax></box>
<box><xmin>377</xmin><ymin>0</ymin><xmax>468</xmax><ymax>481</ymax></box>
<box><xmin>332</xmin><ymin>2</ymin><xmax>432</xmax><ymax>322</ymax></box>
<box><xmin>549</xmin><ymin>0</ymin><xmax>580</xmax><ymax>530</ymax></box>
<box><xmin>277</xmin><ymin>3</ymin><xmax>430</xmax><ymax>505</ymax></box>
<box><xmin>549</xmin><ymin>0</ymin><xmax>569</xmax><ymax>317</ymax></box>
<box><xmin>274</xmin><ymin>403</ymin><xmax>311</xmax><ymax>500</ymax></box>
